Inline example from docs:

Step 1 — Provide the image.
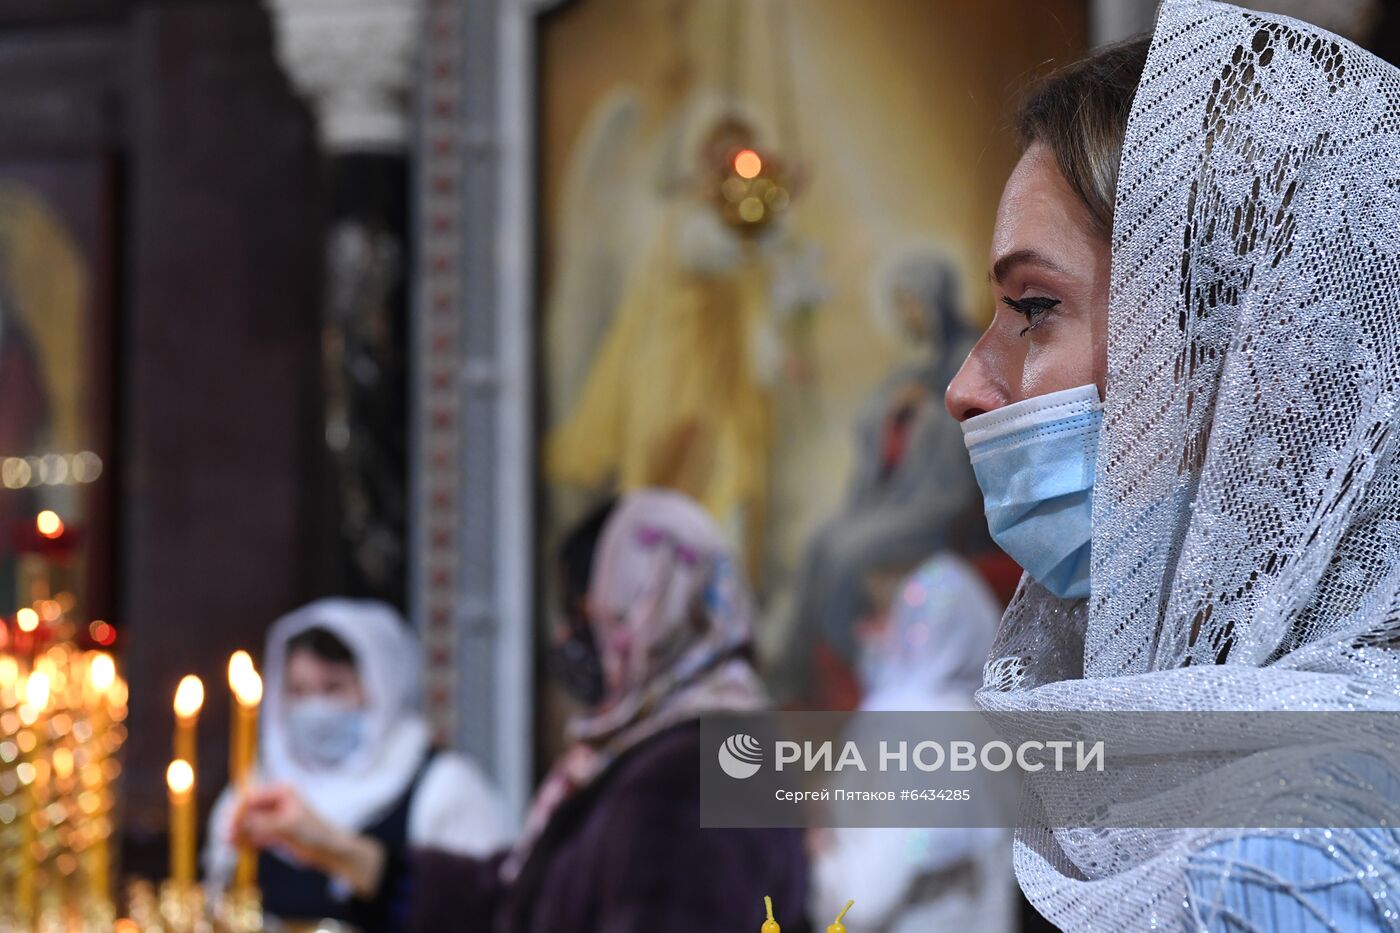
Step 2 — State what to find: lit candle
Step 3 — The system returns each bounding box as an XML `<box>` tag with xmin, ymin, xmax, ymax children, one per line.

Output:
<box><xmin>35</xmin><ymin>509</ymin><xmax>63</xmax><ymax>540</ymax></box>
<box><xmin>827</xmin><ymin>900</ymin><xmax>855</xmax><ymax>933</ymax></box>
<box><xmin>86</xmin><ymin>652</ymin><xmax>116</xmax><ymax>905</ymax></box>
<box><xmin>228</xmin><ymin>654</ymin><xmax>262</xmax><ymax>891</ymax></box>
<box><xmin>23</xmin><ymin>668</ymin><xmax>50</xmax><ymax>713</ymax></box>
<box><xmin>166</xmin><ymin>759</ymin><xmax>196</xmax><ymax>885</ymax></box>
<box><xmin>88</xmin><ymin>652</ymin><xmax>116</xmax><ymax>695</ymax></box>
<box><xmin>762</xmin><ymin>895</ymin><xmax>780</xmax><ymax>933</ymax></box>
<box><xmin>16</xmin><ymin>666</ymin><xmax>49</xmax><ymax>920</ymax></box>
<box><xmin>15</xmin><ymin>609</ymin><xmax>38</xmax><ymax>660</ymax></box>
<box><xmin>228</xmin><ymin>651</ymin><xmax>260</xmax><ymax>786</ymax></box>
<box><xmin>173</xmin><ymin>675</ymin><xmax>204</xmax><ymax>772</ymax></box>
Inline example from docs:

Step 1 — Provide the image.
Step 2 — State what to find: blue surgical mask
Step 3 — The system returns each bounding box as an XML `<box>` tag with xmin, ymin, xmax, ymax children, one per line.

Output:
<box><xmin>961</xmin><ymin>384</ymin><xmax>1101</xmax><ymax>599</ymax></box>
<box><xmin>286</xmin><ymin>697</ymin><xmax>367</xmax><ymax>769</ymax></box>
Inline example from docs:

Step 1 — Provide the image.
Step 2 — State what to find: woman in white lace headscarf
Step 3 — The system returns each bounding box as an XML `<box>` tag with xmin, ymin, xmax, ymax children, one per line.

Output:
<box><xmin>946</xmin><ymin>1</ymin><xmax>1400</xmax><ymax>929</ymax></box>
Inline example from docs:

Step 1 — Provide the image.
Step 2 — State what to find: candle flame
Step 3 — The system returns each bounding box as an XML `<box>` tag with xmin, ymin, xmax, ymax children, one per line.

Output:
<box><xmin>25</xmin><ymin>671</ymin><xmax>50</xmax><ymax>711</ymax></box>
<box><xmin>53</xmin><ymin>746</ymin><xmax>74</xmax><ymax>779</ymax></box>
<box><xmin>35</xmin><ymin>510</ymin><xmax>64</xmax><ymax>539</ymax></box>
<box><xmin>734</xmin><ymin>148</ymin><xmax>763</xmax><ymax>179</ymax></box>
<box><xmin>233</xmin><ymin>667</ymin><xmax>263</xmax><ymax>707</ymax></box>
<box><xmin>89</xmin><ymin>652</ymin><xmax>116</xmax><ymax>692</ymax></box>
<box><xmin>16</xmin><ymin>608</ymin><xmax>38</xmax><ymax>633</ymax></box>
<box><xmin>174</xmin><ymin>674</ymin><xmax>204</xmax><ymax>719</ymax></box>
<box><xmin>228</xmin><ymin>650</ymin><xmax>254</xmax><ymax>688</ymax></box>
<box><xmin>166</xmin><ymin>759</ymin><xmax>194</xmax><ymax>795</ymax></box>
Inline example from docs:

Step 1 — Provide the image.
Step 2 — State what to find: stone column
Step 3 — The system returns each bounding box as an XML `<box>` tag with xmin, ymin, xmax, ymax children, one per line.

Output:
<box><xmin>267</xmin><ymin>0</ymin><xmax>424</xmax><ymax>609</ymax></box>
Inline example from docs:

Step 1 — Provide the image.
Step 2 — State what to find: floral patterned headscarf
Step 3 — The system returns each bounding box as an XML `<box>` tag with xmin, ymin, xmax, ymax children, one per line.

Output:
<box><xmin>504</xmin><ymin>489</ymin><xmax>766</xmax><ymax>880</ymax></box>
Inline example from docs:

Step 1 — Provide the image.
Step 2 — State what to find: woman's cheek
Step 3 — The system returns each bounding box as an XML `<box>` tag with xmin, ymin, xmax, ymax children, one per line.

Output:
<box><xmin>1022</xmin><ymin>320</ymin><xmax>1098</xmax><ymax>395</ymax></box>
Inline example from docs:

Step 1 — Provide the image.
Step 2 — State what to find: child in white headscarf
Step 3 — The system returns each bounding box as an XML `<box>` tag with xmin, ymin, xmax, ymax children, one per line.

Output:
<box><xmin>207</xmin><ymin>599</ymin><xmax>508</xmax><ymax>931</ymax></box>
<box><xmin>809</xmin><ymin>554</ymin><xmax>1015</xmax><ymax>933</ymax></box>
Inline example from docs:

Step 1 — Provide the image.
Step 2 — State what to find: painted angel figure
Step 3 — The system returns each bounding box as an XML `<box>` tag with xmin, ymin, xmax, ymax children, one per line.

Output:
<box><xmin>768</xmin><ymin>246</ymin><xmax>978</xmax><ymax>702</ymax></box>
<box><xmin>545</xmin><ymin>85</ymin><xmax>825</xmax><ymax>578</ymax></box>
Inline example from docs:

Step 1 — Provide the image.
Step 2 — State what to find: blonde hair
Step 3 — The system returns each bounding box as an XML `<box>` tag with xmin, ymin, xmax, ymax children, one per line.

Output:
<box><xmin>1015</xmin><ymin>37</ymin><xmax>1152</xmax><ymax>237</ymax></box>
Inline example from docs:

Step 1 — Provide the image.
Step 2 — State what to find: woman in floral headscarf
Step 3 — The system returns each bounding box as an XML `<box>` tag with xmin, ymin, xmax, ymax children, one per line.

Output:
<box><xmin>249</xmin><ymin>490</ymin><xmax>807</xmax><ymax>932</ymax></box>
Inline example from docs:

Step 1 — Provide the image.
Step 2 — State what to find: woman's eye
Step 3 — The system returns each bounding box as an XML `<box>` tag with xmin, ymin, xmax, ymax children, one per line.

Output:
<box><xmin>1000</xmin><ymin>295</ymin><xmax>1062</xmax><ymax>336</ymax></box>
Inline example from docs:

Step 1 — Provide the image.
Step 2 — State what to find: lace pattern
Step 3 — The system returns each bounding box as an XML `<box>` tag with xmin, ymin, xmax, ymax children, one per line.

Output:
<box><xmin>977</xmin><ymin>2</ymin><xmax>1400</xmax><ymax>928</ymax></box>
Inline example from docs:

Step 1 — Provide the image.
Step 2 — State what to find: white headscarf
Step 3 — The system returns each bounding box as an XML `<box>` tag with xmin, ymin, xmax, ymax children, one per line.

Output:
<box><xmin>860</xmin><ymin>553</ymin><xmax>1001</xmax><ymax>713</ymax></box>
<box><xmin>206</xmin><ymin>599</ymin><xmax>509</xmax><ymax>887</ymax></box>
<box><xmin>978</xmin><ymin>1</ymin><xmax>1400</xmax><ymax>928</ymax></box>
<box><xmin>810</xmin><ymin>554</ymin><xmax>1013</xmax><ymax>933</ymax></box>
<box><xmin>258</xmin><ymin>599</ymin><xmax>433</xmax><ymax>829</ymax></box>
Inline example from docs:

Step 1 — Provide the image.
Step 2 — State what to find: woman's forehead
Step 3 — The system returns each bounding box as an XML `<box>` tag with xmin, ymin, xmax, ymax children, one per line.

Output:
<box><xmin>990</xmin><ymin>146</ymin><xmax>1100</xmax><ymax>280</ymax></box>
<box><xmin>286</xmin><ymin>649</ymin><xmax>357</xmax><ymax>675</ymax></box>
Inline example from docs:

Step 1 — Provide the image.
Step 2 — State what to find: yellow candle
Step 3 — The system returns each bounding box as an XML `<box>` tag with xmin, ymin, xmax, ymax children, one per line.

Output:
<box><xmin>166</xmin><ymin>759</ymin><xmax>196</xmax><ymax>885</ymax></box>
<box><xmin>826</xmin><ymin>900</ymin><xmax>855</xmax><ymax>933</ymax></box>
<box><xmin>16</xmin><ymin>667</ymin><xmax>48</xmax><ymax>921</ymax></box>
<box><xmin>86</xmin><ymin>652</ymin><xmax>116</xmax><ymax>905</ymax></box>
<box><xmin>227</xmin><ymin>652</ymin><xmax>256</xmax><ymax>787</ymax></box>
<box><xmin>228</xmin><ymin>655</ymin><xmax>262</xmax><ymax>891</ymax></box>
<box><xmin>173</xmin><ymin>675</ymin><xmax>204</xmax><ymax>772</ymax></box>
<box><xmin>762</xmin><ymin>894</ymin><xmax>780</xmax><ymax>933</ymax></box>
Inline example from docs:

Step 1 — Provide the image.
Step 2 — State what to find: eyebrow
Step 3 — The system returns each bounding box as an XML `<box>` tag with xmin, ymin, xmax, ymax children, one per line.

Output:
<box><xmin>989</xmin><ymin>248</ymin><xmax>1072</xmax><ymax>286</ymax></box>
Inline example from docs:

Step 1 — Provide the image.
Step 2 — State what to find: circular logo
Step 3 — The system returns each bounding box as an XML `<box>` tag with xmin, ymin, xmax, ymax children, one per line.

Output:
<box><xmin>718</xmin><ymin>733</ymin><xmax>763</xmax><ymax>779</ymax></box>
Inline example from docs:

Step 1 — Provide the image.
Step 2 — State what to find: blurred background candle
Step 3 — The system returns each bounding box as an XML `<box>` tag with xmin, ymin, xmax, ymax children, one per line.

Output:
<box><xmin>172</xmin><ymin>675</ymin><xmax>203</xmax><ymax>774</ymax></box>
<box><xmin>166</xmin><ymin>759</ymin><xmax>195</xmax><ymax>886</ymax></box>
<box><xmin>15</xmin><ymin>666</ymin><xmax>50</xmax><ymax>920</ymax></box>
<box><xmin>24</xmin><ymin>669</ymin><xmax>50</xmax><ymax>715</ymax></box>
<box><xmin>228</xmin><ymin>651</ymin><xmax>259</xmax><ymax>786</ymax></box>
<box><xmin>0</xmin><ymin>652</ymin><xmax>21</xmax><ymax>924</ymax></box>
<box><xmin>228</xmin><ymin>654</ymin><xmax>262</xmax><ymax>890</ymax></box>
<box><xmin>85</xmin><ymin>651</ymin><xmax>116</xmax><ymax>907</ymax></box>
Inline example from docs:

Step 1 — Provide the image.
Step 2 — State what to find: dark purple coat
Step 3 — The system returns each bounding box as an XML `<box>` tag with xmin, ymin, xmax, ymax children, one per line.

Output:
<box><xmin>409</xmin><ymin>721</ymin><xmax>810</xmax><ymax>933</ymax></box>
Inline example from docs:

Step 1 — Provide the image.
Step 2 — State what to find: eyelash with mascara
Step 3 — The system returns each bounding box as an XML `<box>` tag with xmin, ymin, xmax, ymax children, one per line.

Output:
<box><xmin>1001</xmin><ymin>295</ymin><xmax>1062</xmax><ymax>336</ymax></box>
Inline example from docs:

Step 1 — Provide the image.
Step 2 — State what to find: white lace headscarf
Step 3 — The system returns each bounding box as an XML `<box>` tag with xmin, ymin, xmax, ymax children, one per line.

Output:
<box><xmin>977</xmin><ymin>0</ymin><xmax>1400</xmax><ymax>927</ymax></box>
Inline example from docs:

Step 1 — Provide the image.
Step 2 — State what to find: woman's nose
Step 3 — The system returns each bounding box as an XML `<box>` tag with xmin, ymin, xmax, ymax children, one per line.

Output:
<box><xmin>945</xmin><ymin>349</ymin><xmax>1001</xmax><ymax>422</ymax></box>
